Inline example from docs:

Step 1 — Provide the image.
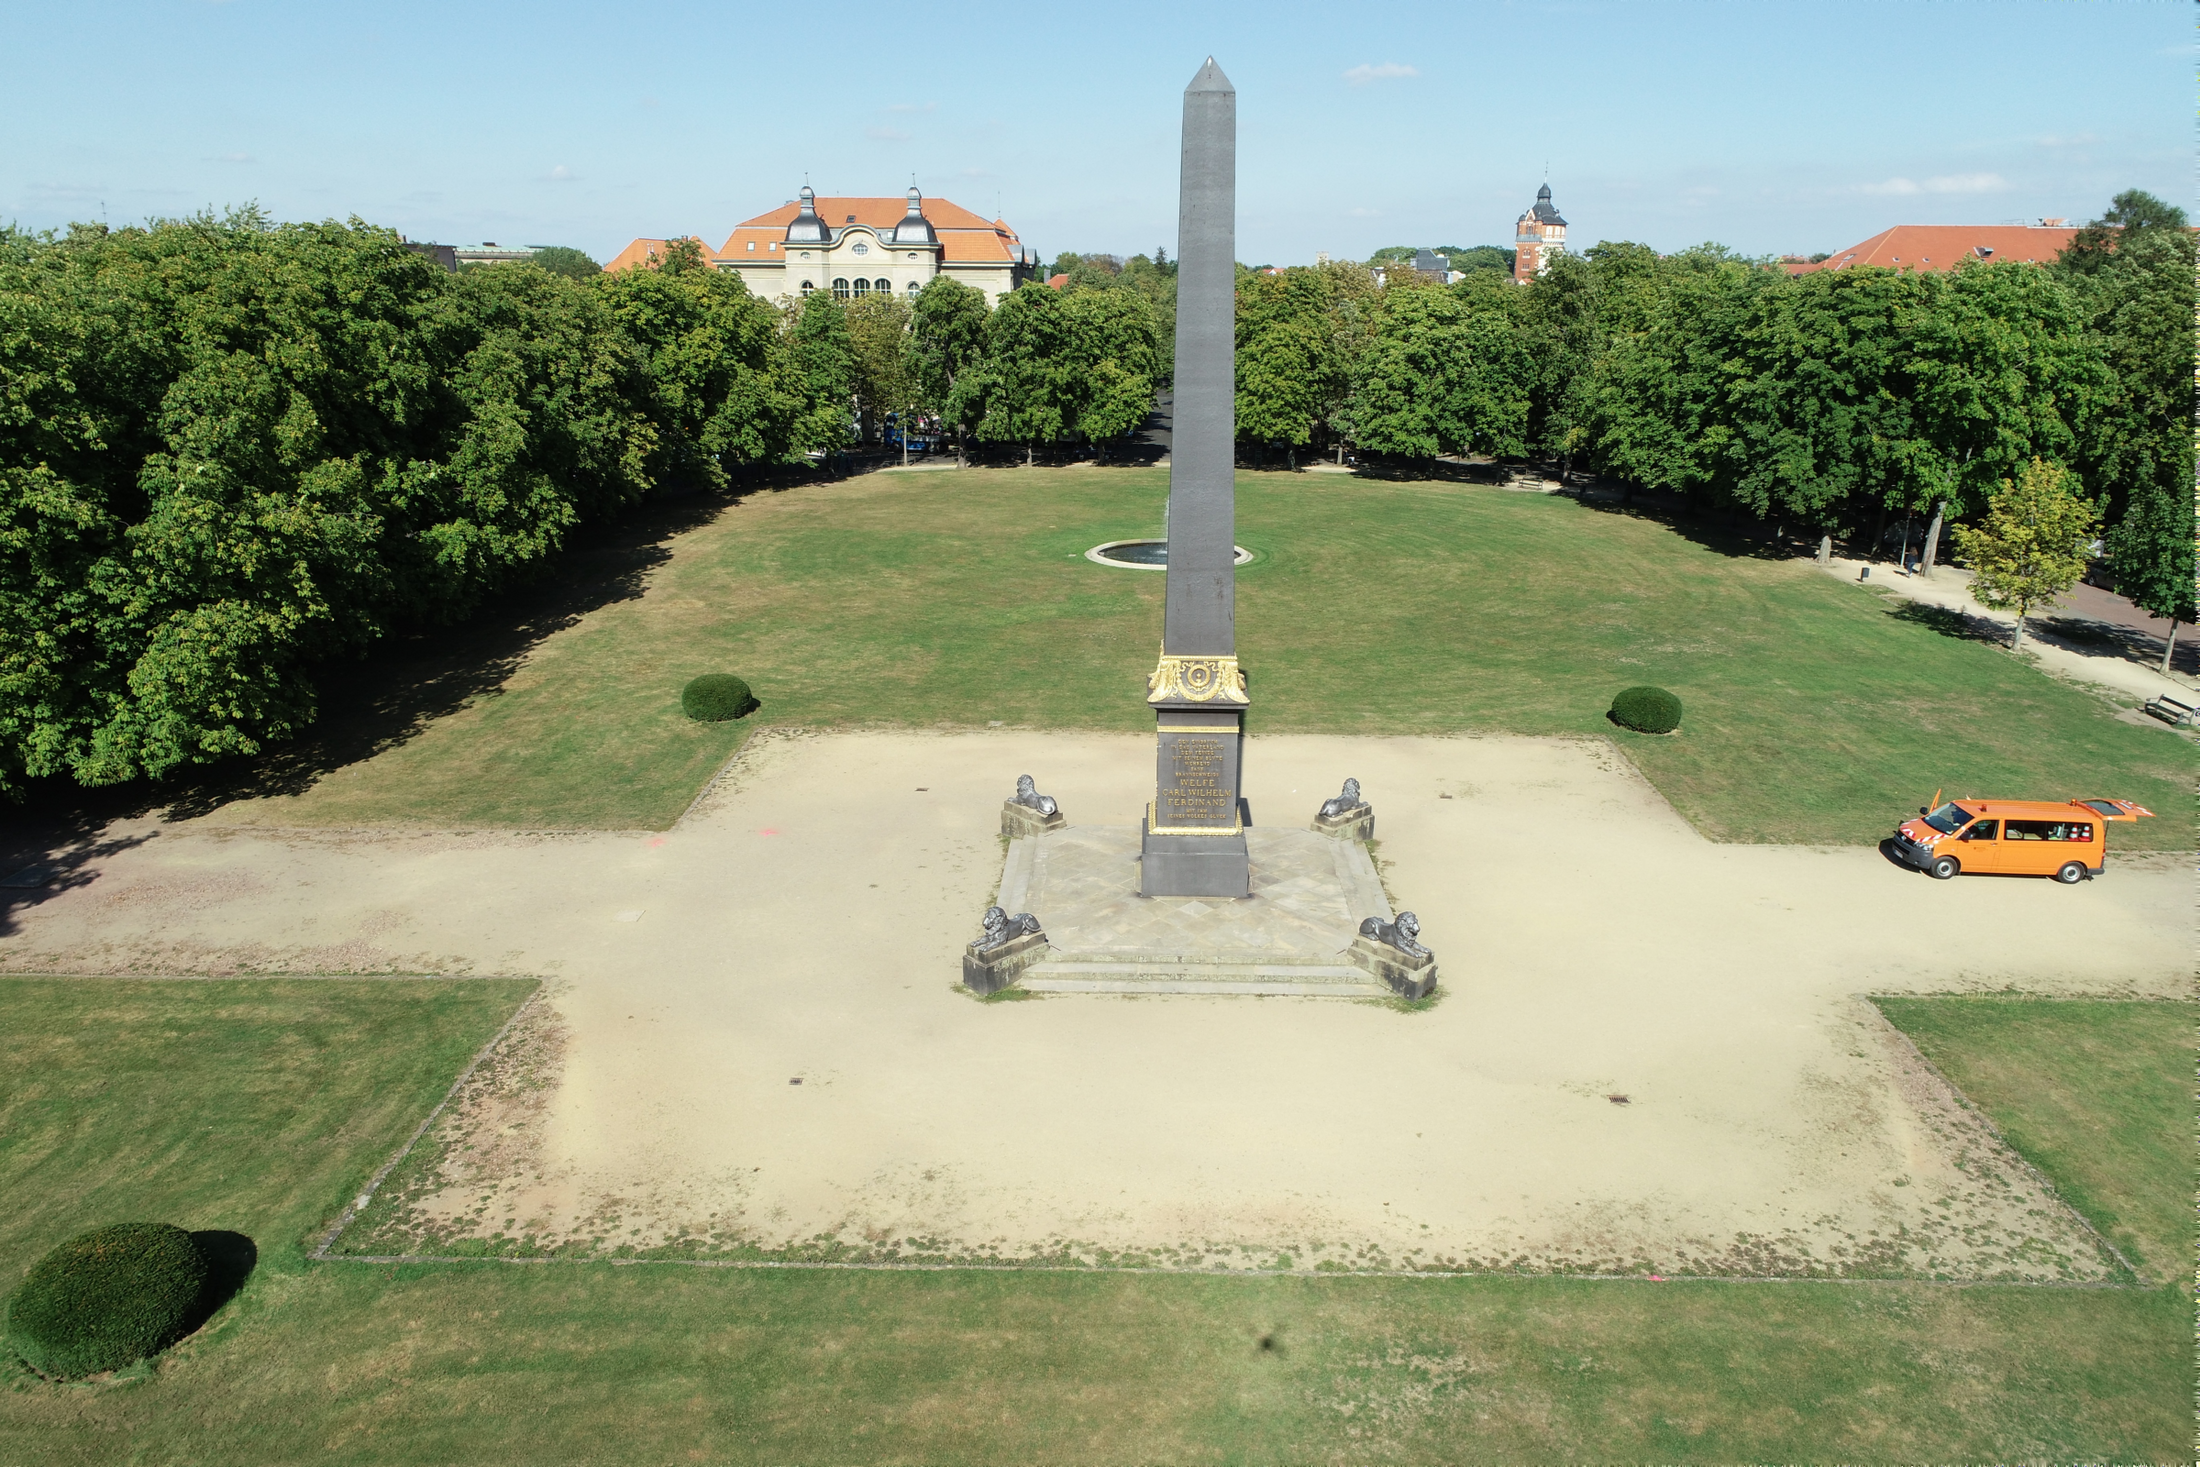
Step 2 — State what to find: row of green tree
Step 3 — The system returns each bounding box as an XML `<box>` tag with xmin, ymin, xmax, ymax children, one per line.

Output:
<box><xmin>0</xmin><ymin>213</ymin><xmax>870</xmax><ymax>792</ymax></box>
<box><xmin>1215</xmin><ymin>190</ymin><xmax>2194</xmax><ymax>633</ymax></box>
<box><xmin>4</xmin><ymin>193</ymin><xmax>2189</xmax><ymax>793</ymax></box>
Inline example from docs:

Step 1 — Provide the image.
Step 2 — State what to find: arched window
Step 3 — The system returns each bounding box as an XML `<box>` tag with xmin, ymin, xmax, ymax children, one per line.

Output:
<box><xmin>905</xmin><ymin>280</ymin><xmax>921</xmax><ymax>298</ymax></box>
<box><xmin>799</xmin><ymin>281</ymin><xmax>813</xmax><ymax>296</ymax></box>
<box><xmin>851</xmin><ymin>278</ymin><xmax>870</xmax><ymax>297</ymax></box>
<box><xmin>832</xmin><ymin>278</ymin><xmax>850</xmax><ymax>300</ymax></box>
<box><xmin>875</xmin><ymin>278</ymin><xmax>890</xmax><ymax>294</ymax></box>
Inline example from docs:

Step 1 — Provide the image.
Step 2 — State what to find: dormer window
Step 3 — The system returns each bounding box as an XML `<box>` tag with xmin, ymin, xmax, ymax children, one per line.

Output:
<box><xmin>747</xmin><ymin>242</ymin><xmax>755</xmax><ymax>252</ymax></box>
<box><xmin>846</xmin><ymin>214</ymin><xmax>856</xmax><ymax>223</ymax></box>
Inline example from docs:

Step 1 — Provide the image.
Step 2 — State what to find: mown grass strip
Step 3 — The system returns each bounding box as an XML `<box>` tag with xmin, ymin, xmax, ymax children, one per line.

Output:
<box><xmin>201</xmin><ymin>469</ymin><xmax>2192</xmax><ymax>847</ymax></box>
<box><xmin>0</xmin><ymin>979</ymin><xmax>2188</xmax><ymax>1463</ymax></box>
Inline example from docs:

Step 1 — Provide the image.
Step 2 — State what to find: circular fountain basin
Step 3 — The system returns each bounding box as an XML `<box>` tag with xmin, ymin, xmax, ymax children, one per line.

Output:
<box><xmin>1086</xmin><ymin>539</ymin><xmax>1253</xmax><ymax>570</ymax></box>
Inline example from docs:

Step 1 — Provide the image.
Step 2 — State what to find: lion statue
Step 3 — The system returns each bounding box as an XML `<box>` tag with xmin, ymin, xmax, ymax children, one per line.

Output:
<box><xmin>1318</xmin><ymin>778</ymin><xmax>1367</xmax><ymax>821</ymax></box>
<box><xmin>974</xmin><ymin>905</ymin><xmax>1044</xmax><ymax>952</ymax></box>
<box><xmin>1012</xmin><ymin>774</ymin><xmax>1059</xmax><ymax>818</ymax></box>
<box><xmin>1358</xmin><ymin>909</ymin><xmax>1430</xmax><ymax>960</ymax></box>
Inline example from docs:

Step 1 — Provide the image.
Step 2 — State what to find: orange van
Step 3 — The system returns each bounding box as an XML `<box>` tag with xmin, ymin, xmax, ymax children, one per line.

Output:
<box><xmin>1891</xmin><ymin>797</ymin><xmax>2155</xmax><ymax>883</ymax></box>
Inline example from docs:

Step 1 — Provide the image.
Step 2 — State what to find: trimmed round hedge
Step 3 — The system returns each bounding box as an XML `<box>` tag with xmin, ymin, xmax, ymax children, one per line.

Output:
<box><xmin>6</xmin><ymin>1224</ymin><xmax>207</xmax><ymax>1378</ymax></box>
<box><xmin>1609</xmin><ymin>685</ymin><xmax>1683</xmax><ymax>734</ymax></box>
<box><xmin>681</xmin><ymin>674</ymin><xmax>757</xmax><ymax>723</ymax></box>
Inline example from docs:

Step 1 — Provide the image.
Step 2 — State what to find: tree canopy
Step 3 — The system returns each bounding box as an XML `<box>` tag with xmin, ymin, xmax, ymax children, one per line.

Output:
<box><xmin>0</xmin><ymin>210</ymin><xmax>856</xmax><ymax>793</ymax></box>
<box><xmin>527</xmin><ymin>246</ymin><xmax>602</xmax><ymax>280</ymax></box>
<box><xmin>10</xmin><ymin>191</ymin><xmax>2189</xmax><ymax>796</ymax></box>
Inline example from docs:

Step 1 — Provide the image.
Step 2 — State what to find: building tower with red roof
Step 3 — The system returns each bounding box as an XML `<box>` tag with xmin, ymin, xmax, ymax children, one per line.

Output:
<box><xmin>1513</xmin><ymin>183</ymin><xmax>1567</xmax><ymax>283</ymax></box>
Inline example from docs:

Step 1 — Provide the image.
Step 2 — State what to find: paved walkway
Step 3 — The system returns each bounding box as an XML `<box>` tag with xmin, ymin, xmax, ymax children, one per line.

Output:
<box><xmin>1818</xmin><ymin>555</ymin><xmax>2199</xmax><ymax>709</ymax></box>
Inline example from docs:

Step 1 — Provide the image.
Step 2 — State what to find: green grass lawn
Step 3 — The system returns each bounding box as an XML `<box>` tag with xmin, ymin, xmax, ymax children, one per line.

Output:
<box><xmin>1874</xmin><ymin>995</ymin><xmax>2194</xmax><ymax>1284</ymax></box>
<box><xmin>0</xmin><ymin>978</ymin><xmax>2188</xmax><ymax>1464</ymax></box>
<box><xmin>205</xmin><ymin>467</ymin><xmax>2193</xmax><ymax>847</ymax></box>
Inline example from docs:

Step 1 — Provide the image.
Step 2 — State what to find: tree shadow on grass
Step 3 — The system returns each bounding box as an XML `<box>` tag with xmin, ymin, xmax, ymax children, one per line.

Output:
<box><xmin>182</xmin><ymin>1231</ymin><xmax>257</xmax><ymax>1340</ymax></box>
<box><xmin>172</xmin><ymin>487</ymin><xmax>778</xmax><ymax>821</ymax></box>
<box><xmin>1888</xmin><ymin>601</ymin><xmax>2009</xmax><ymax>646</ymax></box>
<box><xmin>1338</xmin><ymin>455</ymin><xmax>1513</xmax><ymax>485</ymax></box>
<box><xmin>1565</xmin><ymin>483</ymin><xmax>1805</xmax><ymax>564</ymax></box>
<box><xmin>2</xmin><ymin>482</ymin><xmax>774</xmax><ymax>854</ymax></box>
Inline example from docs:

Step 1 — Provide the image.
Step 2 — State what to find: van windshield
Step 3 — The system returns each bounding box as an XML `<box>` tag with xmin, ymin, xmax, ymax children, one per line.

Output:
<box><xmin>1921</xmin><ymin>803</ymin><xmax>1970</xmax><ymax>834</ymax></box>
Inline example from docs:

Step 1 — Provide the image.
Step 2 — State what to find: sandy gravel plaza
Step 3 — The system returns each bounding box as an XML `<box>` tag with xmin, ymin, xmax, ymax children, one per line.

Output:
<box><xmin>3</xmin><ymin>732</ymin><xmax>2185</xmax><ymax>1277</ymax></box>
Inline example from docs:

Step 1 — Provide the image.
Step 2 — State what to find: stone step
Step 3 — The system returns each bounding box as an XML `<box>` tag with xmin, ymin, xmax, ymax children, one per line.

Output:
<box><xmin>1032</xmin><ymin>959</ymin><xmax>1369</xmax><ymax>979</ymax></box>
<box><xmin>1021</xmin><ymin>976</ymin><xmax>1390</xmax><ymax>996</ymax></box>
<box><xmin>1034</xmin><ymin>949</ymin><xmax>1362</xmax><ymax>969</ymax></box>
<box><xmin>1021</xmin><ymin>959</ymin><xmax>1389</xmax><ymax>997</ymax></box>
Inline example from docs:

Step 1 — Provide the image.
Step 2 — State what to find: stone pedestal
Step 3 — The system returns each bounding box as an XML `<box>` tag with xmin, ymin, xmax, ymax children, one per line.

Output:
<box><xmin>1347</xmin><ymin>935</ymin><xmax>1438</xmax><ymax>1000</ymax></box>
<box><xmin>994</xmin><ymin>825</ymin><xmax>1394</xmax><ymax>996</ymax></box>
<box><xmin>1310</xmin><ymin>806</ymin><xmax>1374</xmax><ymax>842</ymax></box>
<box><xmin>1002</xmin><ymin>801</ymin><xmax>1066</xmax><ymax>839</ymax></box>
<box><xmin>962</xmin><ymin>931</ymin><xmax>1050</xmax><ymax>994</ymax></box>
<box><xmin>1141</xmin><ymin>696</ymin><xmax>1249</xmax><ymax>897</ymax></box>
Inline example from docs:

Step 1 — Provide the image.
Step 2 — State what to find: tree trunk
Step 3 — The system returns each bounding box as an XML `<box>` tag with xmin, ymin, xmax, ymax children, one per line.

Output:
<box><xmin>1871</xmin><ymin>505</ymin><xmax>1889</xmax><ymax>563</ymax></box>
<box><xmin>1025</xmin><ymin>442</ymin><xmax>1034</xmax><ymax>468</ymax></box>
<box><xmin>1920</xmin><ymin>501</ymin><xmax>1945</xmax><ymax>577</ymax></box>
<box><xmin>956</xmin><ymin>429</ymin><xmax>967</xmax><ymax>469</ymax></box>
<box><xmin>2010</xmin><ymin>612</ymin><xmax>2026</xmax><ymax>652</ymax></box>
<box><xmin>1817</xmin><ymin>533</ymin><xmax>1831</xmax><ymax>567</ymax></box>
<box><xmin>1336</xmin><ymin>442</ymin><xmax>1345</xmax><ymax>465</ymax></box>
<box><xmin>2162</xmin><ymin>618</ymin><xmax>2181</xmax><ymax>676</ymax></box>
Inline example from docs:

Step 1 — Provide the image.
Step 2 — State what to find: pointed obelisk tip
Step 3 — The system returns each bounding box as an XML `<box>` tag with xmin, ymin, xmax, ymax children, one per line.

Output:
<box><xmin>1185</xmin><ymin>56</ymin><xmax>1233</xmax><ymax>93</ymax></box>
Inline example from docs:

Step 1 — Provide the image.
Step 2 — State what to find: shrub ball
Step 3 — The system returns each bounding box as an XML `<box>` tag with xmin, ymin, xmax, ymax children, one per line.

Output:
<box><xmin>1609</xmin><ymin>685</ymin><xmax>1683</xmax><ymax>734</ymax></box>
<box><xmin>6</xmin><ymin>1223</ymin><xmax>208</xmax><ymax>1378</ymax></box>
<box><xmin>681</xmin><ymin>674</ymin><xmax>757</xmax><ymax>722</ymax></box>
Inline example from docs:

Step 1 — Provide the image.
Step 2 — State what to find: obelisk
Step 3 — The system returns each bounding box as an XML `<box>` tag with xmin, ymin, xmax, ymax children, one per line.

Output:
<box><xmin>1141</xmin><ymin>57</ymin><xmax>1249</xmax><ymax>898</ymax></box>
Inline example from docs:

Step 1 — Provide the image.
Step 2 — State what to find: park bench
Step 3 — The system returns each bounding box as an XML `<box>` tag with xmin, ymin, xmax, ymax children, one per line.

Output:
<box><xmin>2142</xmin><ymin>692</ymin><xmax>2197</xmax><ymax>727</ymax></box>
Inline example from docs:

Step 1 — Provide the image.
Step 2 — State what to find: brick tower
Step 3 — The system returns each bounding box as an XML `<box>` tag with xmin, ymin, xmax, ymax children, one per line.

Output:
<box><xmin>1513</xmin><ymin>182</ymin><xmax>1568</xmax><ymax>283</ymax></box>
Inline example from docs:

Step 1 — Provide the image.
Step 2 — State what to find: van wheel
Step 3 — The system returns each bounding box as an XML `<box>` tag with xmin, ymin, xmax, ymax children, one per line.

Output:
<box><xmin>1929</xmin><ymin>855</ymin><xmax>1959</xmax><ymax>880</ymax></box>
<box><xmin>2054</xmin><ymin>861</ymin><xmax>2086</xmax><ymax>885</ymax></box>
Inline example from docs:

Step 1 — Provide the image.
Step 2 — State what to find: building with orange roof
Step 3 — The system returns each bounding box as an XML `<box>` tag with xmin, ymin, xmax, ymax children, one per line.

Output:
<box><xmin>602</xmin><ymin>236</ymin><xmax>710</xmax><ymax>274</ymax></box>
<box><xmin>610</xmin><ymin>185</ymin><xmax>1039</xmax><ymax>306</ymax></box>
<box><xmin>1788</xmin><ymin>222</ymin><xmax>2079</xmax><ymax>275</ymax></box>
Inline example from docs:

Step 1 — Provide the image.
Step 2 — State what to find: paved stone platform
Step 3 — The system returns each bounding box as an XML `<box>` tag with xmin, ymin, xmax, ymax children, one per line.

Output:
<box><xmin>998</xmin><ymin>825</ymin><xmax>1395</xmax><ymax>995</ymax></box>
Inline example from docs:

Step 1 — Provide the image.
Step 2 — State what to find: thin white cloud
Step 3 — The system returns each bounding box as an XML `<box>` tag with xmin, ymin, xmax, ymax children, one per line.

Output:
<box><xmin>867</xmin><ymin>125</ymin><xmax>911</xmax><ymax>142</ymax></box>
<box><xmin>1343</xmin><ymin>62</ymin><xmax>1417</xmax><ymax>85</ymax></box>
<box><xmin>1857</xmin><ymin>172</ymin><xmax>2008</xmax><ymax>196</ymax></box>
<box><xmin>544</xmin><ymin>164</ymin><xmax>579</xmax><ymax>182</ymax></box>
<box><xmin>886</xmin><ymin>102</ymin><xmax>937</xmax><ymax>114</ymax></box>
<box><xmin>212</xmin><ymin>151</ymin><xmax>253</xmax><ymax>164</ymax></box>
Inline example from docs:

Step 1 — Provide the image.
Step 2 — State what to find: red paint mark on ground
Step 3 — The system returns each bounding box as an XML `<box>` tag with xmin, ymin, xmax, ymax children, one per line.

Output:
<box><xmin>758</xmin><ymin>829</ymin><xmax>780</xmax><ymax>837</ymax></box>
<box><xmin>647</xmin><ymin>837</ymin><xmax>666</xmax><ymax>848</ymax></box>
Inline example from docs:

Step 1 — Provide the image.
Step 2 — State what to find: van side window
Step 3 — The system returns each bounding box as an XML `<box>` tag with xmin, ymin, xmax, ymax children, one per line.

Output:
<box><xmin>2006</xmin><ymin>819</ymin><xmax>2093</xmax><ymax>842</ymax></box>
<box><xmin>1963</xmin><ymin>820</ymin><xmax>1998</xmax><ymax>841</ymax></box>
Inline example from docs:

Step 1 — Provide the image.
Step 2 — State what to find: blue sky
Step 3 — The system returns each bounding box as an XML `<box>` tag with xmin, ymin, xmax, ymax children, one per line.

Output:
<box><xmin>2</xmin><ymin>1</ymin><xmax>2188</xmax><ymax>265</ymax></box>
